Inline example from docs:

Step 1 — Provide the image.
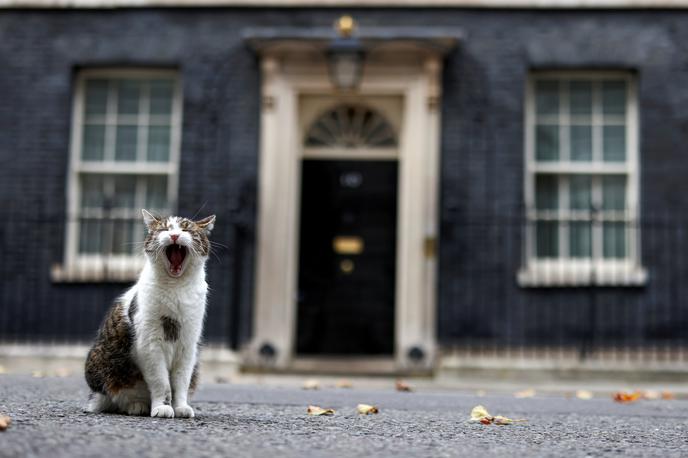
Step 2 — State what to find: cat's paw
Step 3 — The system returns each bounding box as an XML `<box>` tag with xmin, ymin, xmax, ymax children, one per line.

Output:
<box><xmin>151</xmin><ymin>404</ymin><xmax>175</xmax><ymax>418</ymax></box>
<box><xmin>126</xmin><ymin>401</ymin><xmax>150</xmax><ymax>416</ymax></box>
<box><xmin>174</xmin><ymin>404</ymin><xmax>195</xmax><ymax>418</ymax></box>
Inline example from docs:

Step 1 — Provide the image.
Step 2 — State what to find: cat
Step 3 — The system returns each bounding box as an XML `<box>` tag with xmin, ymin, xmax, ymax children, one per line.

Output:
<box><xmin>84</xmin><ymin>209</ymin><xmax>216</xmax><ymax>418</ymax></box>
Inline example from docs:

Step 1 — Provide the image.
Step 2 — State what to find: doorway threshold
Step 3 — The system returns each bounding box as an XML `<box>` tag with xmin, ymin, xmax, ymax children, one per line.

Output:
<box><xmin>242</xmin><ymin>356</ymin><xmax>431</xmax><ymax>376</ymax></box>
<box><xmin>291</xmin><ymin>356</ymin><xmax>397</xmax><ymax>376</ymax></box>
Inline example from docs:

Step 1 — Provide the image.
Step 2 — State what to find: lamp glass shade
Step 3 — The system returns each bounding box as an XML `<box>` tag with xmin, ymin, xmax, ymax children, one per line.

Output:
<box><xmin>327</xmin><ymin>38</ymin><xmax>365</xmax><ymax>90</ymax></box>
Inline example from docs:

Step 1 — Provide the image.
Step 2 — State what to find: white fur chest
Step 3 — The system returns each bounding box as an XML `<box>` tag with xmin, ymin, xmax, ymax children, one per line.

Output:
<box><xmin>131</xmin><ymin>262</ymin><xmax>208</xmax><ymax>370</ymax></box>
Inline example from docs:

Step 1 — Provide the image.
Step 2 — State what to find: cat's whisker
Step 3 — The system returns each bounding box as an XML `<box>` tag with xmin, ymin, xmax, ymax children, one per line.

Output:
<box><xmin>190</xmin><ymin>201</ymin><xmax>208</xmax><ymax>221</ymax></box>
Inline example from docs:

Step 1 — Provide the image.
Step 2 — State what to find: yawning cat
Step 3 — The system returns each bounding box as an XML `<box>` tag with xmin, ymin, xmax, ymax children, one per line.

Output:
<box><xmin>85</xmin><ymin>209</ymin><xmax>216</xmax><ymax>418</ymax></box>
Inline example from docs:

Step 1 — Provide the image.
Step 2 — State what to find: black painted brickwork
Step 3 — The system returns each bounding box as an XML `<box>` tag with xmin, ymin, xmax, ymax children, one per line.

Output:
<box><xmin>1</xmin><ymin>8</ymin><xmax>688</xmax><ymax>349</ymax></box>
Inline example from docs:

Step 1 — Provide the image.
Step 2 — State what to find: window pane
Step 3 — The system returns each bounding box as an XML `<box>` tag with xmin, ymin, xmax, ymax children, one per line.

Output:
<box><xmin>569</xmin><ymin>81</ymin><xmax>592</xmax><ymax>116</ymax></box>
<box><xmin>80</xmin><ymin>175</ymin><xmax>105</xmax><ymax>209</ymax></box>
<box><xmin>84</xmin><ymin>80</ymin><xmax>108</xmax><ymax>117</ymax></box>
<box><xmin>602</xmin><ymin>81</ymin><xmax>627</xmax><ymax>116</ymax></box>
<box><xmin>536</xmin><ymin>175</ymin><xmax>558</xmax><ymax>210</ymax></box>
<box><xmin>536</xmin><ymin>125</ymin><xmax>559</xmax><ymax>161</ymax></box>
<box><xmin>147</xmin><ymin>125</ymin><xmax>171</xmax><ymax>162</ymax></box>
<box><xmin>536</xmin><ymin>221</ymin><xmax>559</xmax><ymax>258</ymax></box>
<box><xmin>569</xmin><ymin>175</ymin><xmax>592</xmax><ymax>210</ymax></box>
<box><xmin>82</xmin><ymin>124</ymin><xmax>106</xmax><ymax>161</ymax></box>
<box><xmin>115</xmin><ymin>125</ymin><xmax>138</xmax><ymax>161</ymax></box>
<box><xmin>79</xmin><ymin>219</ymin><xmax>103</xmax><ymax>254</ymax></box>
<box><xmin>535</xmin><ymin>81</ymin><xmax>559</xmax><ymax>116</ymax></box>
<box><xmin>145</xmin><ymin>176</ymin><xmax>168</xmax><ymax>210</ymax></box>
<box><xmin>570</xmin><ymin>222</ymin><xmax>592</xmax><ymax>258</ymax></box>
<box><xmin>112</xmin><ymin>219</ymin><xmax>136</xmax><ymax>255</ymax></box>
<box><xmin>602</xmin><ymin>176</ymin><xmax>626</xmax><ymax>210</ymax></box>
<box><xmin>570</xmin><ymin>125</ymin><xmax>592</xmax><ymax>162</ymax></box>
<box><xmin>150</xmin><ymin>79</ymin><xmax>174</xmax><ymax>116</ymax></box>
<box><xmin>603</xmin><ymin>222</ymin><xmax>626</xmax><ymax>258</ymax></box>
<box><xmin>113</xmin><ymin>175</ymin><xmax>137</xmax><ymax>209</ymax></box>
<box><xmin>117</xmin><ymin>80</ymin><xmax>141</xmax><ymax>116</ymax></box>
<box><xmin>603</xmin><ymin>125</ymin><xmax>626</xmax><ymax>162</ymax></box>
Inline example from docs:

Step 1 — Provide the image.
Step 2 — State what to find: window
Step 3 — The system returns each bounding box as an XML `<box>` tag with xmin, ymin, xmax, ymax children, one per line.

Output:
<box><xmin>53</xmin><ymin>69</ymin><xmax>182</xmax><ymax>281</ymax></box>
<box><xmin>519</xmin><ymin>72</ymin><xmax>646</xmax><ymax>286</ymax></box>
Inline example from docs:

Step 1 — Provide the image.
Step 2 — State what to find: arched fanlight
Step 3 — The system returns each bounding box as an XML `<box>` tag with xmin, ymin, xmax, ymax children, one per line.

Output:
<box><xmin>305</xmin><ymin>105</ymin><xmax>398</xmax><ymax>148</ymax></box>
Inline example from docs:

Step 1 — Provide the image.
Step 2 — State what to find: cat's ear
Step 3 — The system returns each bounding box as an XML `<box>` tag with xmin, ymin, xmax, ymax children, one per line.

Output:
<box><xmin>195</xmin><ymin>215</ymin><xmax>216</xmax><ymax>234</ymax></box>
<box><xmin>141</xmin><ymin>209</ymin><xmax>161</xmax><ymax>230</ymax></box>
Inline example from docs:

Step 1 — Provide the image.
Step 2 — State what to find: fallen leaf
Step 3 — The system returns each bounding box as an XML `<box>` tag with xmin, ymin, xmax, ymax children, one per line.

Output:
<box><xmin>395</xmin><ymin>380</ymin><xmax>413</xmax><ymax>392</ymax></box>
<box><xmin>336</xmin><ymin>379</ymin><xmax>353</xmax><ymax>389</ymax></box>
<box><xmin>514</xmin><ymin>388</ymin><xmax>536</xmax><ymax>398</ymax></box>
<box><xmin>0</xmin><ymin>416</ymin><xmax>11</xmax><ymax>431</ymax></box>
<box><xmin>661</xmin><ymin>391</ymin><xmax>675</xmax><ymax>400</ymax></box>
<box><xmin>307</xmin><ymin>405</ymin><xmax>335</xmax><ymax>416</ymax></box>
<box><xmin>302</xmin><ymin>379</ymin><xmax>320</xmax><ymax>390</ymax></box>
<box><xmin>470</xmin><ymin>405</ymin><xmax>491</xmax><ymax>422</ymax></box>
<box><xmin>54</xmin><ymin>368</ymin><xmax>72</xmax><ymax>378</ymax></box>
<box><xmin>31</xmin><ymin>370</ymin><xmax>44</xmax><ymax>378</ymax></box>
<box><xmin>642</xmin><ymin>390</ymin><xmax>660</xmax><ymax>400</ymax></box>
<box><xmin>493</xmin><ymin>415</ymin><xmax>526</xmax><ymax>425</ymax></box>
<box><xmin>575</xmin><ymin>390</ymin><xmax>594</xmax><ymax>400</ymax></box>
<box><xmin>613</xmin><ymin>391</ymin><xmax>642</xmax><ymax>403</ymax></box>
<box><xmin>469</xmin><ymin>405</ymin><xmax>526</xmax><ymax>426</ymax></box>
<box><xmin>357</xmin><ymin>404</ymin><xmax>379</xmax><ymax>415</ymax></box>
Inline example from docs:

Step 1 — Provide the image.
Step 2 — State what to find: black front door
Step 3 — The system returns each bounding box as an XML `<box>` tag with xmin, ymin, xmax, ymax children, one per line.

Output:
<box><xmin>296</xmin><ymin>160</ymin><xmax>398</xmax><ymax>356</ymax></box>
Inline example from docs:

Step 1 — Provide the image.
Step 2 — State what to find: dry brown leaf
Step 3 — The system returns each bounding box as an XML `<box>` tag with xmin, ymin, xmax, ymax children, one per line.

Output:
<box><xmin>307</xmin><ymin>405</ymin><xmax>335</xmax><ymax>416</ymax></box>
<box><xmin>336</xmin><ymin>379</ymin><xmax>353</xmax><ymax>389</ymax></box>
<box><xmin>661</xmin><ymin>391</ymin><xmax>675</xmax><ymax>400</ymax></box>
<box><xmin>0</xmin><ymin>416</ymin><xmax>11</xmax><ymax>431</ymax></box>
<box><xmin>469</xmin><ymin>405</ymin><xmax>526</xmax><ymax>426</ymax></box>
<box><xmin>357</xmin><ymin>404</ymin><xmax>379</xmax><ymax>415</ymax></box>
<box><xmin>613</xmin><ymin>391</ymin><xmax>642</xmax><ymax>403</ymax></box>
<box><xmin>395</xmin><ymin>380</ymin><xmax>413</xmax><ymax>392</ymax></box>
<box><xmin>302</xmin><ymin>379</ymin><xmax>320</xmax><ymax>390</ymax></box>
<box><xmin>575</xmin><ymin>390</ymin><xmax>594</xmax><ymax>400</ymax></box>
<box><xmin>514</xmin><ymin>388</ymin><xmax>536</xmax><ymax>398</ymax></box>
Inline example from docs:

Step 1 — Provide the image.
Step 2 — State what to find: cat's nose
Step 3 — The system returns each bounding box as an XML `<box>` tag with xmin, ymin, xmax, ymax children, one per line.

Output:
<box><xmin>170</xmin><ymin>234</ymin><xmax>179</xmax><ymax>243</ymax></box>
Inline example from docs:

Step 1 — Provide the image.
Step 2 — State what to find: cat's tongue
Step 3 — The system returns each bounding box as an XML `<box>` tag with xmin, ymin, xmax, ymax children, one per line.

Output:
<box><xmin>166</xmin><ymin>245</ymin><xmax>186</xmax><ymax>273</ymax></box>
<box><xmin>170</xmin><ymin>248</ymin><xmax>183</xmax><ymax>267</ymax></box>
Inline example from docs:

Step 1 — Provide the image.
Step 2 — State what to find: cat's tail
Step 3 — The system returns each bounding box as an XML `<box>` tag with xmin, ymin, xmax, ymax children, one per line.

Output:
<box><xmin>86</xmin><ymin>392</ymin><xmax>115</xmax><ymax>413</ymax></box>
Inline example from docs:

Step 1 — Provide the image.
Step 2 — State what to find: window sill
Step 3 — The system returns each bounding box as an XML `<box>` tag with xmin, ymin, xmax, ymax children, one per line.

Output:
<box><xmin>51</xmin><ymin>257</ymin><xmax>144</xmax><ymax>283</ymax></box>
<box><xmin>518</xmin><ymin>260</ymin><xmax>647</xmax><ymax>287</ymax></box>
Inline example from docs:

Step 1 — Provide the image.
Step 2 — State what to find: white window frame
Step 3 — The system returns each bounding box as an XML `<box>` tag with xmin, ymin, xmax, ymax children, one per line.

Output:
<box><xmin>52</xmin><ymin>68</ymin><xmax>183</xmax><ymax>282</ymax></box>
<box><xmin>519</xmin><ymin>71</ymin><xmax>647</xmax><ymax>287</ymax></box>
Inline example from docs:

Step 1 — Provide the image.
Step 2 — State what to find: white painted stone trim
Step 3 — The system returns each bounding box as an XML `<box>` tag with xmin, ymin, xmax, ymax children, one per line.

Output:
<box><xmin>247</xmin><ymin>48</ymin><xmax>442</xmax><ymax>371</ymax></box>
<box><xmin>520</xmin><ymin>71</ymin><xmax>645</xmax><ymax>287</ymax></box>
<box><xmin>3</xmin><ymin>0</ymin><xmax>688</xmax><ymax>9</ymax></box>
<box><xmin>56</xmin><ymin>68</ymin><xmax>182</xmax><ymax>283</ymax></box>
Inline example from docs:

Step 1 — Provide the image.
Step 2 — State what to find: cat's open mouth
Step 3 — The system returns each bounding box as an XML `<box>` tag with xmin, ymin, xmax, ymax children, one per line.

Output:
<box><xmin>165</xmin><ymin>245</ymin><xmax>187</xmax><ymax>277</ymax></box>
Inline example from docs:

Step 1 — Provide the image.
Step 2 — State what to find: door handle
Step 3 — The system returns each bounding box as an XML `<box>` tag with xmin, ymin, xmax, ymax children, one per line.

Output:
<box><xmin>424</xmin><ymin>237</ymin><xmax>437</xmax><ymax>259</ymax></box>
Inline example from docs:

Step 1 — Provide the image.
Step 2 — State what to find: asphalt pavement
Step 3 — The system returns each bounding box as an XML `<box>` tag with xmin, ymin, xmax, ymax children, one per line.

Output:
<box><xmin>0</xmin><ymin>374</ymin><xmax>687</xmax><ymax>458</ymax></box>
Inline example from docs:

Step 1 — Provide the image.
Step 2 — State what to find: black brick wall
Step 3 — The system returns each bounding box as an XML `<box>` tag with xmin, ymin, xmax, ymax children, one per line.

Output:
<box><xmin>1</xmin><ymin>8</ymin><xmax>687</xmax><ymax>350</ymax></box>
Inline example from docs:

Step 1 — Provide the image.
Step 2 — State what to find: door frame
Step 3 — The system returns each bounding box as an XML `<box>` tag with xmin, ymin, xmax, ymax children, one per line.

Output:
<box><xmin>245</xmin><ymin>43</ymin><xmax>444</xmax><ymax>372</ymax></box>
